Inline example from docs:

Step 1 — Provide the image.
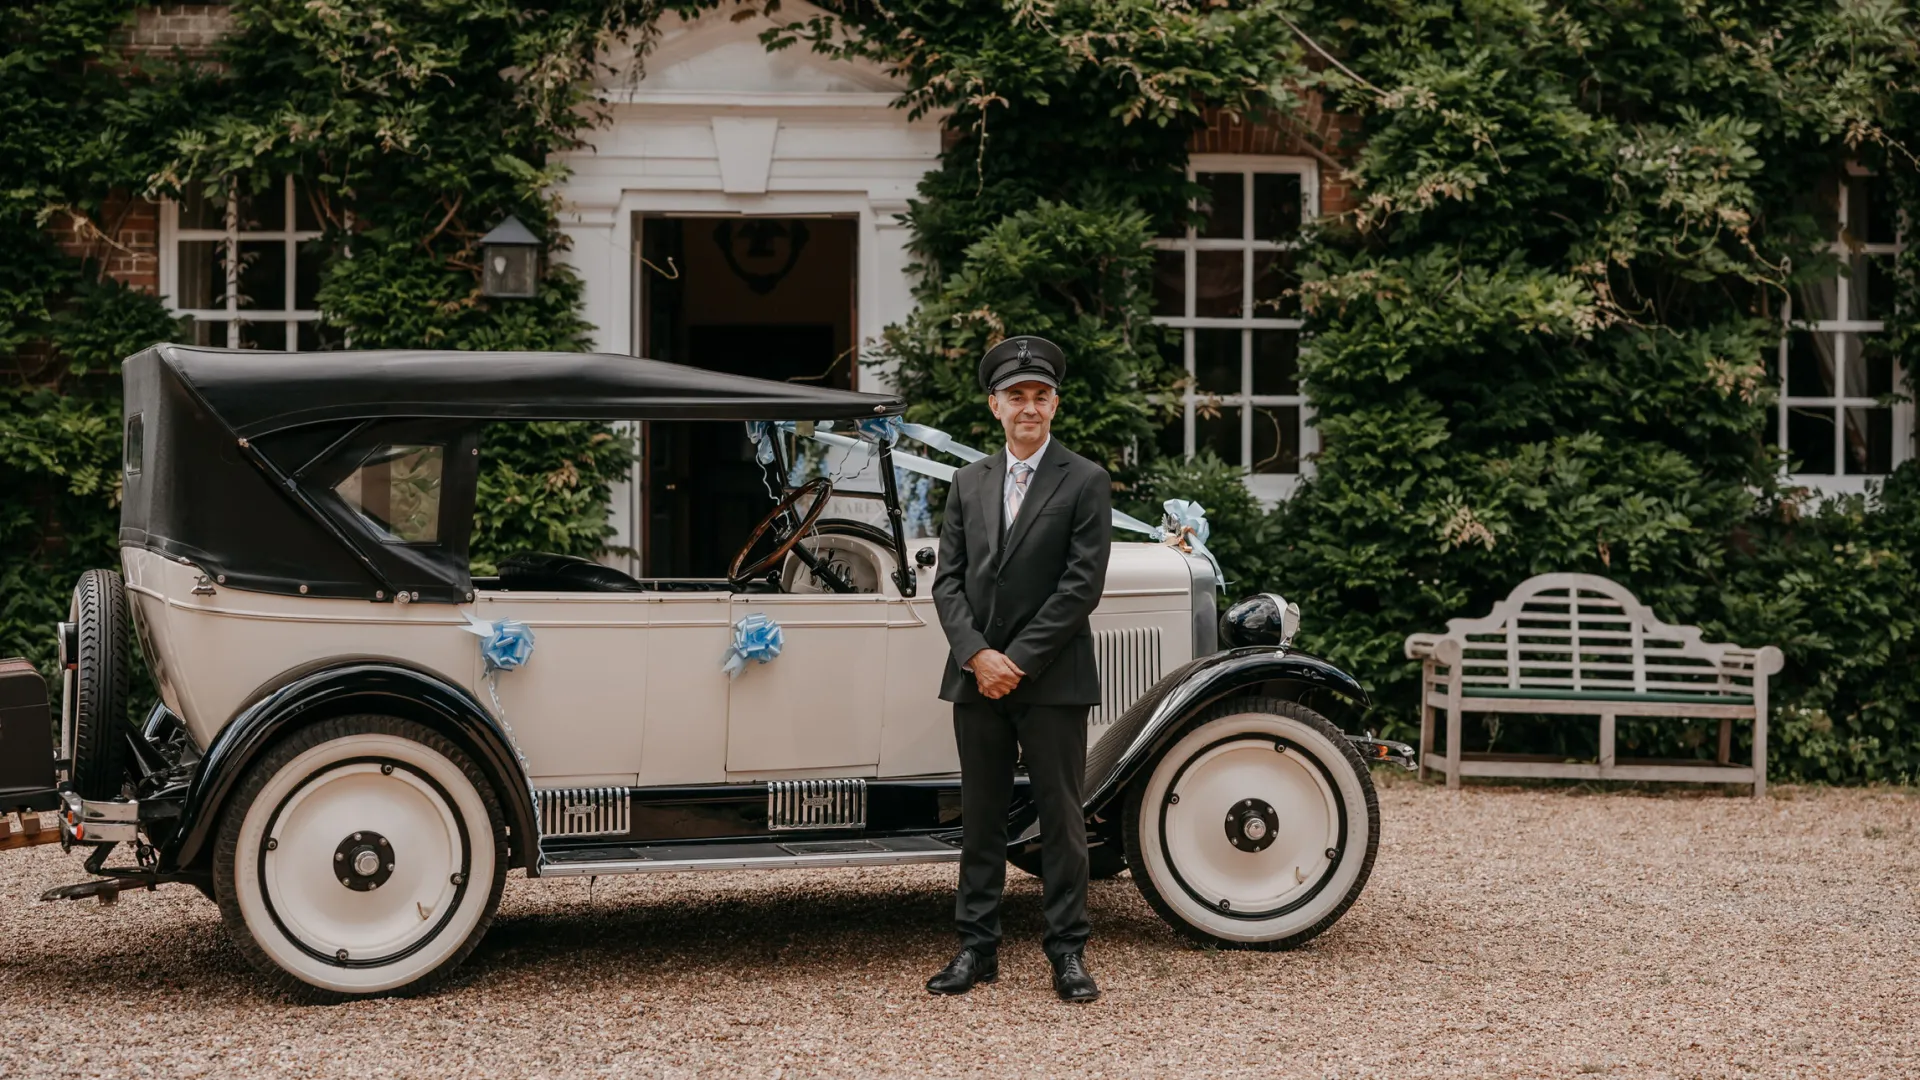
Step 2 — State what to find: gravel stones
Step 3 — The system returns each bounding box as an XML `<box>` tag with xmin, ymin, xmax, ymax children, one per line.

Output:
<box><xmin>2</xmin><ymin>783</ymin><xmax>1915</xmax><ymax>1078</ymax></box>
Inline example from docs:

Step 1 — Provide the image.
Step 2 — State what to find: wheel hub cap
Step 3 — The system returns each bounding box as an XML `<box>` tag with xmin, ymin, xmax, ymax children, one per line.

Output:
<box><xmin>334</xmin><ymin>831</ymin><xmax>395</xmax><ymax>892</ymax></box>
<box><xmin>1224</xmin><ymin>798</ymin><xmax>1278</xmax><ymax>852</ymax></box>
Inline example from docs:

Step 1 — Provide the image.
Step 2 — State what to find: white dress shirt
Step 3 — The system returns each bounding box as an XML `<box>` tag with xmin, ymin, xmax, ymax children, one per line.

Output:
<box><xmin>1003</xmin><ymin>437</ymin><xmax>1050</xmax><ymax>520</ymax></box>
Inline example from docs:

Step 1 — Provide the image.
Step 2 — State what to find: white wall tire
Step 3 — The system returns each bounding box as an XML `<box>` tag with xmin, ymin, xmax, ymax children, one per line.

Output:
<box><xmin>213</xmin><ymin>715</ymin><xmax>507</xmax><ymax>1000</ymax></box>
<box><xmin>1124</xmin><ymin>696</ymin><xmax>1378</xmax><ymax>949</ymax></box>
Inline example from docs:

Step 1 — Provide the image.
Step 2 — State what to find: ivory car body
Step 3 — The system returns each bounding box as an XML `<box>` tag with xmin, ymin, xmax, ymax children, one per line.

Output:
<box><xmin>13</xmin><ymin>344</ymin><xmax>1412</xmax><ymax>1000</ymax></box>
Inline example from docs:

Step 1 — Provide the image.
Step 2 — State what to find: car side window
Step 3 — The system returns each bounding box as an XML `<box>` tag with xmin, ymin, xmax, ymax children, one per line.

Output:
<box><xmin>334</xmin><ymin>444</ymin><xmax>445</xmax><ymax>543</ymax></box>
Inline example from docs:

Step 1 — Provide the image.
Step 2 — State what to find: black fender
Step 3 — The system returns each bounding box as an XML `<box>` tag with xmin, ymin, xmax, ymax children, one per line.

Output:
<box><xmin>1081</xmin><ymin>646</ymin><xmax>1370</xmax><ymax>817</ymax></box>
<box><xmin>162</xmin><ymin>662</ymin><xmax>539</xmax><ymax>875</ymax></box>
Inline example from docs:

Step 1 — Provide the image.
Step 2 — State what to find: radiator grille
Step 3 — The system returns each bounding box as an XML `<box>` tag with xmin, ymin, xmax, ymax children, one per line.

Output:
<box><xmin>767</xmin><ymin>778</ymin><xmax>868</xmax><ymax>831</ymax></box>
<box><xmin>536</xmin><ymin>787</ymin><xmax>630</xmax><ymax>839</ymax></box>
<box><xmin>1092</xmin><ymin>626</ymin><xmax>1164</xmax><ymax>727</ymax></box>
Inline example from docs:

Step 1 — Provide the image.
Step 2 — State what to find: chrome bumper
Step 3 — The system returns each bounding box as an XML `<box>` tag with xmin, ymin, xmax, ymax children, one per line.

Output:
<box><xmin>58</xmin><ymin>791</ymin><xmax>141</xmax><ymax>845</ymax></box>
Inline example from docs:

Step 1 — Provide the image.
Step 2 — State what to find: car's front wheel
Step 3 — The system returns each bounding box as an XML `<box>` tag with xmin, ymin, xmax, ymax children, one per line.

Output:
<box><xmin>1123</xmin><ymin>696</ymin><xmax>1378</xmax><ymax>949</ymax></box>
<box><xmin>213</xmin><ymin>715</ymin><xmax>507</xmax><ymax>1000</ymax></box>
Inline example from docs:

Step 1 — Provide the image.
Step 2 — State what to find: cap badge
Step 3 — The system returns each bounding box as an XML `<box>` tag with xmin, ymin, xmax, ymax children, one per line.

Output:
<box><xmin>1016</xmin><ymin>339</ymin><xmax>1031</xmax><ymax>362</ymax></box>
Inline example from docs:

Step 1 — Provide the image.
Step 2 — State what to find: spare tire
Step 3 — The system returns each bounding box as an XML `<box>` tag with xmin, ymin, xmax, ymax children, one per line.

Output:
<box><xmin>62</xmin><ymin>568</ymin><xmax>131</xmax><ymax>800</ymax></box>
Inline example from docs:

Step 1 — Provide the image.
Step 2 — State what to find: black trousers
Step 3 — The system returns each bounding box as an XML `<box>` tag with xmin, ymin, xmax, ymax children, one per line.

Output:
<box><xmin>952</xmin><ymin>701</ymin><xmax>1090</xmax><ymax>958</ymax></box>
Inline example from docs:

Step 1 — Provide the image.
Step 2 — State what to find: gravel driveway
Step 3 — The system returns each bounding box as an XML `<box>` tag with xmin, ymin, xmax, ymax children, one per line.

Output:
<box><xmin>3</xmin><ymin>781</ymin><xmax>1914</xmax><ymax>1079</ymax></box>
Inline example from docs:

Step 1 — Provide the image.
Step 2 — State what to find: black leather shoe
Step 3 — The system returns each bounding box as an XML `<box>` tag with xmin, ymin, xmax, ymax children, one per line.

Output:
<box><xmin>1050</xmin><ymin>950</ymin><xmax>1100</xmax><ymax>1003</ymax></box>
<box><xmin>926</xmin><ymin>947</ymin><xmax>999</xmax><ymax>995</ymax></box>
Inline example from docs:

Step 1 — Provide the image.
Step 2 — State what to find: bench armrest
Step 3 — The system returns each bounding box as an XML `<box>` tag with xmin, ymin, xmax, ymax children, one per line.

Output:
<box><xmin>1722</xmin><ymin>645</ymin><xmax>1785</xmax><ymax>678</ymax></box>
<box><xmin>1403</xmin><ymin>633</ymin><xmax>1462</xmax><ymax>665</ymax></box>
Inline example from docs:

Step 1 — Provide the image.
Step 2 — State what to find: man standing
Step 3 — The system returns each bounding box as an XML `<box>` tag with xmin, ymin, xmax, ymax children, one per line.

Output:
<box><xmin>926</xmin><ymin>335</ymin><xmax>1111</xmax><ymax>1004</ymax></box>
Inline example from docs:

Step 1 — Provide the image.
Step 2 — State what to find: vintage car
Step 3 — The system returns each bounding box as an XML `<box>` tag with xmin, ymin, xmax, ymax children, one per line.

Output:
<box><xmin>1</xmin><ymin>344</ymin><xmax>1411</xmax><ymax>999</ymax></box>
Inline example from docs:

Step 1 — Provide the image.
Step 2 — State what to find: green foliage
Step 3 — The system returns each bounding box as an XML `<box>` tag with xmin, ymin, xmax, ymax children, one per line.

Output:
<box><xmin>1</xmin><ymin>1</ymin><xmax>192</xmax><ymax>677</ymax></box>
<box><xmin>1264</xmin><ymin>0</ymin><xmax>1920</xmax><ymax>781</ymax></box>
<box><xmin>783</xmin><ymin>0</ymin><xmax>1311</xmax><ymax>470</ymax></box>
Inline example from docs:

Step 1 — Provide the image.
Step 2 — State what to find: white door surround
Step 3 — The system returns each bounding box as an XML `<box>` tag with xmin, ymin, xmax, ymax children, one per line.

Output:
<box><xmin>552</xmin><ymin>1</ymin><xmax>943</xmax><ymax>378</ymax></box>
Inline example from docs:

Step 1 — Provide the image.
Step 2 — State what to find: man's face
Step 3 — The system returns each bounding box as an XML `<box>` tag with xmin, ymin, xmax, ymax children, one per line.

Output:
<box><xmin>988</xmin><ymin>381</ymin><xmax>1059</xmax><ymax>446</ymax></box>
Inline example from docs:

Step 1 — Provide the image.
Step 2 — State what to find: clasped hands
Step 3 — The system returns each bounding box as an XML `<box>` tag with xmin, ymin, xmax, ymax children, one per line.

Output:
<box><xmin>967</xmin><ymin>648</ymin><xmax>1025</xmax><ymax>699</ymax></box>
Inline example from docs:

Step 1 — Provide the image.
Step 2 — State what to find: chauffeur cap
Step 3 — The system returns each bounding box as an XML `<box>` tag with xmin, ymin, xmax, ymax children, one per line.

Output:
<box><xmin>978</xmin><ymin>335</ymin><xmax>1066</xmax><ymax>393</ymax></box>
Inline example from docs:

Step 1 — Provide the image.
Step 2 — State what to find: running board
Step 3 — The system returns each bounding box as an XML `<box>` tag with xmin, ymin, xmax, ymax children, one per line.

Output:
<box><xmin>538</xmin><ymin>835</ymin><xmax>961</xmax><ymax>877</ymax></box>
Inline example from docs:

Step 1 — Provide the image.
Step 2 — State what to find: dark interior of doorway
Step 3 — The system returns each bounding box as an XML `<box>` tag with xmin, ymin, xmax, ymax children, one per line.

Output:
<box><xmin>639</xmin><ymin>214</ymin><xmax>857</xmax><ymax>578</ymax></box>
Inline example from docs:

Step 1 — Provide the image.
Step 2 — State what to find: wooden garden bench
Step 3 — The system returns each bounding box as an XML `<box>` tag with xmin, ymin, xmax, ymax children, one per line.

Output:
<box><xmin>1404</xmin><ymin>573</ymin><xmax>1782</xmax><ymax>798</ymax></box>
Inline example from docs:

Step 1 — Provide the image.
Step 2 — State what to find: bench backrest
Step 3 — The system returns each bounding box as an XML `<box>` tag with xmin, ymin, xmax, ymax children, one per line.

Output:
<box><xmin>1429</xmin><ymin>573</ymin><xmax>1775</xmax><ymax>697</ymax></box>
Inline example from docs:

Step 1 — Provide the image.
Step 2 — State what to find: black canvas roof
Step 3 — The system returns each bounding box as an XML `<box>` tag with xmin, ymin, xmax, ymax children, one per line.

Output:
<box><xmin>150</xmin><ymin>344</ymin><xmax>905</xmax><ymax>437</ymax></box>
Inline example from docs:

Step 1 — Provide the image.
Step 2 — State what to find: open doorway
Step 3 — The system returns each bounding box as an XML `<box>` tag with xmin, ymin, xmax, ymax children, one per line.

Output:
<box><xmin>637</xmin><ymin>214</ymin><xmax>858</xmax><ymax>578</ymax></box>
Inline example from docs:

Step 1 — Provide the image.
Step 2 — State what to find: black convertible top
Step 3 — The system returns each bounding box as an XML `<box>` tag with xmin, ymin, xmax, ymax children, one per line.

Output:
<box><xmin>149</xmin><ymin>344</ymin><xmax>904</xmax><ymax>436</ymax></box>
<box><xmin>120</xmin><ymin>344</ymin><xmax>907</xmax><ymax>604</ymax></box>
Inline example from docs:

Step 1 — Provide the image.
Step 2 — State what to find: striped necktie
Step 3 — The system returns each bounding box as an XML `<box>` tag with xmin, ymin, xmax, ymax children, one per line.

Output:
<box><xmin>1005</xmin><ymin>460</ymin><xmax>1033</xmax><ymax>530</ymax></box>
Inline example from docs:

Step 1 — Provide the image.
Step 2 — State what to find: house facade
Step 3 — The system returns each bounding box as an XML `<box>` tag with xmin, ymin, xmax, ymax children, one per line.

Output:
<box><xmin>64</xmin><ymin>3</ymin><xmax>1915</xmax><ymax>561</ymax></box>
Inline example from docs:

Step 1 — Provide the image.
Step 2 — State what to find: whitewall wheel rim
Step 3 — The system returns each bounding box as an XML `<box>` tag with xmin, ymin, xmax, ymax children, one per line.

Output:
<box><xmin>1138</xmin><ymin>712</ymin><xmax>1370</xmax><ymax>943</ymax></box>
<box><xmin>232</xmin><ymin>733</ymin><xmax>496</xmax><ymax>994</ymax></box>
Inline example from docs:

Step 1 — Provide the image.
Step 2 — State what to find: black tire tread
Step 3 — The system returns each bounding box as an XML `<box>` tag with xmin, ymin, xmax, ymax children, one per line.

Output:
<box><xmin>1122</xmin><ymin>695</ymin><xmax>1380</xmax><ymax>951</ymax></box>
<box><xmin>211</xmin><ymin>714</ymin><xmax>509</xmax><ymax>1003</ymax></box>
<box><xmin>70</xmin><ymin>569</ymin><xmax>131</xmax><ymax>800</ymax></box>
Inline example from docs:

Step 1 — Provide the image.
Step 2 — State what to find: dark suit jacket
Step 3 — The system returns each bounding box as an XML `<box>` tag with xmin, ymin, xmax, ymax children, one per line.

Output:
<box><xmin>933</xmin><ymin>441</ymin><xmax>1112</xmax><ymax>705</ymax></box>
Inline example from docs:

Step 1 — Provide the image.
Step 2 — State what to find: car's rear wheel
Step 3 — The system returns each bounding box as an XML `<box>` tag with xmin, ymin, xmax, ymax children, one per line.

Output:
<box><xmin>213</xmin><ymin>715</ymin><xmax>506</xmax><ymax>1000</ymax></box>
<box><xmin>1123</xmin><ymin>696</ymin><xmax>1378</xmax><ymax>949</ymax></box>
<box><xmin>62</xmin><ymin>569</ymin><xmax>131</xmax><ymax>799</ymax></box>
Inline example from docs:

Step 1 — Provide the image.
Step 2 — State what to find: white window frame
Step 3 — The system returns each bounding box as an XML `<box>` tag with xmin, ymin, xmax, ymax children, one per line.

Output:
<box><xmin>158</xmin><ymin>176</ymin><xmax>324</xmax><ymax>351</ymax></box>
<box><xmin>1153</xmin><ymin>154</ymin><xmax>1318</xmax><ymax>504</ymax></box>
<box><xmin>1779</xmin><ymin>164</ymin><xmax>1911</xmax><ymax>493</ymax></box>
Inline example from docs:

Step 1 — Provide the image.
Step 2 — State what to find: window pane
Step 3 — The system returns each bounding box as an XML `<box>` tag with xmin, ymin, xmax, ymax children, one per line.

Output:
<box><xmin>1252</xmin><ymin>249</ymin><xmax>1299</xmax><ymax>318</ymax></box>
<box><xmin>1252</xmin><ymin>405</ymin><xmax>1301</xmax><ymax>474</ymax></box>
<box><xmin>1253</xmin><ymin>330</ymin><xmax>1300</xmax><ymax>395</ymax></box>
<box><xmin>1194</xmin><ymin>404</ymin><xmax>1241</xmax><ymax>466</ymax></box>
<box><xmin>1848</xmin><ymin>175</ymin><xmax>1900</xmax><ymax>246</ymax></box>
<box><xmin>176</xmin><ymin>184</ymin><xmax>226</xmax><ymax>230</ymax></box>
<box><xmin>335</xmin><ymin>445</ymin><xmax>445</xmax><ymax>543</ymax></box>
<box><xmin>236</xmin><ymin>180</ymin><xmax>285</xmax><ymax>231</ymax></box>
<box><xmin>1786</xmin><ymin>332</ymin><xmax>1836</xmax><ymax>397</ymax></box>
<box><xmin>1196</xmin><ymin>172</ymin><xmax>1244</xmax><ymax>239</ymax></box>
<box><xmin>183</xmin><ymin>316</ymin><xmax>227</xmax><ymax>347</ymax></box>
<box><xmin>238</xmin><ymin>321</ymin><xmax>287</xmax><ymax>350</ymax></box>
<box><xmin>1252</xmin><ymin>173</ymin><xmax>1303</xmax><ymax>242</ymax></box>
<box><xmin>1194</xmin><ymin>250</ymin><xmax>1243</xmax><ymax>318</ymax></box>
<box><xmin>1194</xmin><ymin>329</ymin><xmax>1240</xmax><ymax>393</ymax></box>
<box><xmin>1153</xmin><ymin>250</ymin><xmax>1186</xmax><ymax>317</ymax></box>
<box><xmin>1792</xmin><ymin>274</ymin><xmax>1838</xmax><ymax>323</ymax></box>
<box><xmin>295</xmin><ymin>238</ymin><xmax>327</xmax><ymax>310</ymax></box>
<box><xmin>1849</xmin><ymin>255</ymin><xmax>1896</xmax><ymax>321</ymax></box>
<box><xmin>1843</xmin><ymin>407</ymin><xmax>1893</xmax><ymax>474</ymax></box>
<box><xmin>294</xmin><ymin>179</ymin><xmax>322</xmax><ymax>232</ymax></box>
<box><xmin>236</xmin><ymin>240</ymin><xmax>287</xmax><ymax>311</ymax></box>
<box><xmin>296</xmin><ymin>320</ymin><xmax>344</xmax><ymax>352</ymax></box>
<box><xmin>175</xmin><ymin>240</ymin><xmax>224</xmax><ymax>309</ymax></box>
<box><xmin>1786</xmin><ymin>407</ymin><xmax>1837</xmax><ymax>474</ymax></box>
<box><xmin>1844</xmin><ymin>335</ymin><xmax>1895</xmax><ymax>398</ymax></box>
<box><xmin>1156</xmin><ymin>414</ymin><xmax>1186</xmax><ymax>460</ymax></box>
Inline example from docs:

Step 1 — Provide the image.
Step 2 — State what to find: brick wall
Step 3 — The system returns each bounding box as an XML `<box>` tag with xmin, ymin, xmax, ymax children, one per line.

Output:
<box><xmin>50</xmin><ymin>193</ymin><xmax>161</xmax><ymax>295</ymax></box>
<box><xmin>116</xmin><ymin>3</ymin><xmax>234</xmax><ymax>58</ymax></box>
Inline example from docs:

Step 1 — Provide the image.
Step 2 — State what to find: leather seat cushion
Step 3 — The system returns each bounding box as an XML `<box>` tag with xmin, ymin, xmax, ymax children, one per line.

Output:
<box><xmin>497</xmin><ymin>552</ymin><xmax>643</xmax><ymax>593</ymax></box>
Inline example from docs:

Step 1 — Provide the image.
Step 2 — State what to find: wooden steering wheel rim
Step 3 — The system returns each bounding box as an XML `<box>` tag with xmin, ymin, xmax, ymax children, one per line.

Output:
<box><xmin>728</xmin><ymin>477</ymin><xmax>834</xmax><ymax>587</ymax></box>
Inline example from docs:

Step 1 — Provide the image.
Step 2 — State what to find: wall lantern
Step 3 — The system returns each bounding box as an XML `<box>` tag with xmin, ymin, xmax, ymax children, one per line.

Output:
<box><xmin>479</xmin><ymin>215</ymin><xmax>541</xmax><ymax>298</ymax></box>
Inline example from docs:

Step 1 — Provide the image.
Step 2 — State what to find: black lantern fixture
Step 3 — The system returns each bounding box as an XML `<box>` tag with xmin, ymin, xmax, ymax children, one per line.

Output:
<box><xmin>479</xmin><ymin>215</ymin><xmax>540</xmax><ymax>298</ymax></box>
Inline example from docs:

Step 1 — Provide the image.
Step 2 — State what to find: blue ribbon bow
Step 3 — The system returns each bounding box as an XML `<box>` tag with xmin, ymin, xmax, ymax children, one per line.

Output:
<box><xmin>1157</xmin><ymin>499</ymin><xmax>1226</xmax><ymax>587</ymax></box>
<box><xmin>722</xmin><ymin>613</ymin><xmax>785</xmax><ymax>680</ymax></box>
<box><xmin>478</xmin><ymin>619</ymin><xmax>536</xmax><ymax>672</ymax></box>
<box><xmin>857</xmin><ymin>416</ymin><xmax>903</xmax><ymax>446</ymax></box>
<box><xmin>745</xmin><ymin>421</ymin><xmax>778</xmax><ymax>466</ymax></box>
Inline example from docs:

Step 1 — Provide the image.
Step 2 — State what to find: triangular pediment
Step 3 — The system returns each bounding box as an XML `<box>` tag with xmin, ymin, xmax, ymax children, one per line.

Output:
<box><xmin>599</xmin><ymin>0</ymin><xmax>903</xmax><ymax>97</ymax></box>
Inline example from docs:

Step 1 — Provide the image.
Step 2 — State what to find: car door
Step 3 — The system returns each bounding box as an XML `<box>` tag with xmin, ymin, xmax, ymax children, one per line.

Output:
<box><xmin>723</xmin><ymin>592</ymin><xmax>889</xmax><ymax>776</ymax></box>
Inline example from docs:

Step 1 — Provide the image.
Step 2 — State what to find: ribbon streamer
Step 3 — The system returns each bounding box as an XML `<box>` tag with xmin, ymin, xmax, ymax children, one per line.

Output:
<box><xmin>722</xmin><ymin>613</ymin><xmax>785</xmax><ymax>680</ymax></box>
<box><xmin>460</xmin><ymin>612</ymin><xmax>543</xmax><ymax>853</ymax></box>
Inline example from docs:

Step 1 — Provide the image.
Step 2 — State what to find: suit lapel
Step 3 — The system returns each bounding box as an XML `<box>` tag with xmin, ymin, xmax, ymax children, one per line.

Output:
<box><xmin>979</xmin><ymin>449</ymin><xmax>1007</xmax><ymax>565</ymax></box>
<box><xmin>1000</xmin><ymin>452</ymin><xmax>1070</xmax><ymax>561</ymax></box>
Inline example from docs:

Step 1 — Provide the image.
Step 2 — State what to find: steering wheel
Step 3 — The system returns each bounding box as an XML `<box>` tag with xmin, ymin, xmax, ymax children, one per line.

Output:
<box><xmin>728</xmin><ymin>477</ymin><xmax>834</xmax><ymax>588</ymax></box>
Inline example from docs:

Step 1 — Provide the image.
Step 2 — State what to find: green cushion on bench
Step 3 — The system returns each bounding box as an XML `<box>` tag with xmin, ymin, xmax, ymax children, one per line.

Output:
<box><xmin>1463</xmin><ymin>688</ymin><xmax>1753</xmax><ymax>705</ymax></box>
